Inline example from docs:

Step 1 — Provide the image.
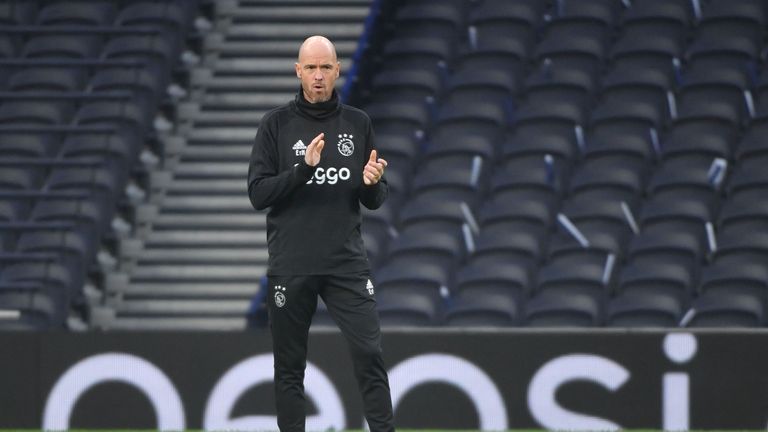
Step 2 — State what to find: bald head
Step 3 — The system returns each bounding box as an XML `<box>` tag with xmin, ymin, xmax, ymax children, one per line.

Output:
<box><xmin>298</xmin><ymin>35</ymin><xmax>337</xmax><ymax>62</ymax></box>
<box><xmin>295</xmin><ymin>35</ymin><xmax>340</xmax><ymax>103</ymax></box>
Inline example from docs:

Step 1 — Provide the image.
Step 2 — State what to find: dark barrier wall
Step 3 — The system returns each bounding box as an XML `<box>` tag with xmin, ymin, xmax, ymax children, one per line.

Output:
<box><xmin>1</xmin><ymin>330</ymin><xmax>766</xmax><ymax>430</ymax></box>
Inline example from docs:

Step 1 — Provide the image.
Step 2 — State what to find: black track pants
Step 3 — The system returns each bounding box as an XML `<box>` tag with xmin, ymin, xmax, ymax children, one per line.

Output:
<box><xmin>267</xmin><ymin>272</ymin><xmax>395</xmax><ymax>432</ymax></box>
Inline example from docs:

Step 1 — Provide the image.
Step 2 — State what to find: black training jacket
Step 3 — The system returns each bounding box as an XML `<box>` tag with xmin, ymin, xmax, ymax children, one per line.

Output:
<box><xmin>247</xmin><ymin>90</ymin><xmax>388</xmax><ymax>275</ymax></box>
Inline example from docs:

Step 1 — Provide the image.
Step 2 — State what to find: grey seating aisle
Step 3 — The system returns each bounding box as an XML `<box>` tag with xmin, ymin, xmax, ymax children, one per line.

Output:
<box><xmin>97</xmin><ymin>0</ymin><xmax>372</xmax><ymax>330</ymax></box>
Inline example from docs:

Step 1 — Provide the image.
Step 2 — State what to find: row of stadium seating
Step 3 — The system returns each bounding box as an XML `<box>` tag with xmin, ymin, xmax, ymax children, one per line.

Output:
<box><xmin>352</xmin><ymin>0</ymin><xmax>768</xmax><ymax>327</ymax></box>
<box><xmin>0</xmin><ymin>0</ymin><xmax>199</xmax><ymax>329</ymax></box>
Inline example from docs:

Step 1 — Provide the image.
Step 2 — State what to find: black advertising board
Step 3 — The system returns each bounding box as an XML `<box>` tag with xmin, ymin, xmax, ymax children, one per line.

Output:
<box><xmin>0</xmin><ymin>330</ymin><xmax>766</xmax><ymax>430</ymax></box>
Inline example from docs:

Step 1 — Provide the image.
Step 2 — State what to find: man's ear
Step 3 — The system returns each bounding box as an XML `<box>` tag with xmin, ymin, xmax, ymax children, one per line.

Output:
<box><xmin>295</xmin><ymin>62</ymin><xmax>301</xmax><ymax>79</ymax></box>
<box><xmin>335</xmin><ymin>62</ymin><xmax>341</xmax><ymax>79</ymax></box>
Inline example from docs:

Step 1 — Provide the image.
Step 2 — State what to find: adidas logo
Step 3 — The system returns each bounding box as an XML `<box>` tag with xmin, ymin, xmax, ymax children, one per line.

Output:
<box><xmin>366</xmin><ymin>279</ymin><xmax>374</xmax><ymax>295</ymax></box>
<box><xmin>293</xmin><ymin>140</ymin><xmax>307</xmax><ymax>156</ymax></box>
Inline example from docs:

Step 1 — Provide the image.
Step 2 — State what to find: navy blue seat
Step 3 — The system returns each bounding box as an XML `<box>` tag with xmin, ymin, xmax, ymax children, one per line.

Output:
<box><xmin>698</xmin><ymin>263</ymin><xmax>768</xmax><ymax>305</ymax></box>
<box><xmin>60</xmin><ymin>132</ymin><xmax>137</xmax><ymax>188</ymax></box>
<box><xmin>23</xmin><ymin>34</ymin><xmax>103</xmax><ymax>59</ymax></box>
<box><xmin>15</xmin><ymin>230</ymin><xmax>90</xmax><ymax>301</ymax></box>
<box><xmin>0</xmin><ymin>100</ymin><xmax>72</xmax><ymax>126</ymax></box>
<box><xmin>29</xmin><ymin>199</ymin><xmax>105</xmax><ymax>257</ymax></box>
<box><xmin>713</xmin><ymin>231</ymin><xmax>768</xmax><ymax>271</ymax></box>
<box><xmin>467</xmin><ymin>5</ymin><xmax>537</xmax><ymax>61</ymax></box>
<box><xmin>101</xmin><ymin>35</ymin><xmax>175</xmax><ymax>87</ymax></box>
<box><xmin>718</xmin><ymin>199</ymin><xmax>768</xmax><ymax>238</ymax></box>
<box><xmin>366</xmin><ymin>100</ymin><xmax>430</xmax><ymax>138</ymax></box>
<box><xmin>618</xmin><ymin>261</ymin><xmax>695</xmax><ymax>308</ymax></box>
<box><xmin>46</xmin><ymin>167</ymin><xmax>120</xmax><ymax>230</ymax></box>
<box><xmin>524</xmin><ymin>292</ymin><xmax>602</xmax><ymax>327</ymax></box>
<box><xmin>0</xmin><ymin>261</ymin><xmax>74</xmax><ymax>327</ymax></box>
<box><xmin>393</xmin><ymin>3</ymin><xmax>464</xmax><ymax>43</ymax></box>
<box><xmin>444</xmin><ymin>291</ymin><xmax>518</xmax><ymax>327</ymax></box>
<box><xmin>645</xmin><ymin>160</ymin><xmax>721</xmax><ymax>209</ymax></box>
<box><xmin>735</xmin><ymin>117</ymin><xmax>768</xmax><ymax>168</ymax></box>
<box><xmin>504</xmin><ymin>118</ymin><xmax>579</xmax><ymax>166</ymax></box>
<box><xmin>369</xmin><ymin>68</ymin><xmax>443</xmax><ymax>105</ymax></box>
<box><xmin>89</xmin><ymin>68</ymin><xmax>163</xmax><ymax>124</ymax></box>
<box><xmin>376</xmin><ymin>288</ymin><xmax>442</xmax><ymax>327</ymax></box>
<box><xmin>606</xmin><ymin>292</ymin><xmax>682</xmax><ymax>328</ymax></box>
<box><xmin>592</xmin><ymin>77</ymin><xmax>670</xmax><ymax>129</ymax></box>
<box><xmin>566</xmin><ymin>161</ymin><xmax>645</xmax><ymax>208</ymax></box>
<box><xmin>36</xmin><ymin>1</ymin><xmax>117</xmax><ymax>26</ymax></box>
<box><xmin>0</xmin><ymin>1</ymin><xmax>38</xmax><ymax>26</ymax></box>
<box><xmin>640</xmin><ymin>196</ymin><xmax>714</xmax><ymax>247</ymax></box>
<box><xmin>676</xmin><ymin>65</ymin><xmax>751</xmax><ymax>128</ymax></box>
<box><xmin>454</xmin><ymin>258</ymin><xmax>532</xmax><ymax>304</ymax></box>
<box><xmin>382</xmin><ymin>36</ymin><xmax>455</xmax><ymax>75</ymax></box>
<box><xmin>375</xmin><ymin>260</ymin><xmax>451</xmax><ymax>310</ymax></box>
<box><xmin>726</xmin><ymin>166</ymin><xmax>768</xmax><ymax>203</ymax></box>
<box><xmin>686</xmin><ymin>0</ymin><xmax>765</xmax><ymax>66</ymax></box>
<box><xmin>661</xmin><ymin>118</ymin><xmax>737</xmax><ymax>163</ymax></box>
<box><xmin>584</xmin><ymin>119</ymin><xmax>656</xmax><ymax>168</ymax></box>
<box><xmin>0</xmin><ymin>288</ymin><xmax>58</xmax><ymax>330</ymax></box>
<box><xmin>686</xmin><ymin>292</ymin><xmax>765</xmax><ymax>328</ymax></box>
<box><xmin>409</xmin><ymin>158</ymin><xmax>489</xmax><ymax>208</ymax></box>
<box><xmin>8</xmin><ymin>67</ymin><xmax>88</xmax><ymax>92</ymax></box>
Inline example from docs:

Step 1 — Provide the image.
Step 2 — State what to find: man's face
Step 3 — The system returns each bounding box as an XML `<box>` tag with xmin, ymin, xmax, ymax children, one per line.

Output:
<box><xmin>295</xmin><ymin>41</ymin><xmax>340</xmax><ymax>103</ymax></box>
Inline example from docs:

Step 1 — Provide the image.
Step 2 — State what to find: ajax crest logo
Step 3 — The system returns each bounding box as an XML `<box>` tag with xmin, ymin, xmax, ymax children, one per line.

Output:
<box><xmin>274</xmin><ymin>285</ymin><xmax>287</xmax><ymax>308</ymax></box>
<box><xmin>337</xmin><ymin>134</ymin><xmax>354</xmax><ymax>156</ymax></box>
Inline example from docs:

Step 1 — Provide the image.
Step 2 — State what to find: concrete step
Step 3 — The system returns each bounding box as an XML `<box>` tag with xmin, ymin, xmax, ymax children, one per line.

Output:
<box><xmin>226</xmin><ymin>6</ymin><xmax>369</xmax><ymax>22</ymax></box>
<box><xmin>107</xmin><ymin>317</ymin><xmax>247</xmax><ymax>331</ymax></box>
<box><xmin>131</xmin><ymin>264</ymin><xmax>267</xmax><ymax>280</ymax></box>
<box><xmin>135</xmin><ymin>248</ymin><xmax>268</xmax><ymax>264</ymax></box>
<box><xmin>196</xmin><ymin>74</ymin><xmax>297</xmax><ymax>90</ymax></box>
<box><xmin>208</xmin><ymin>39</ymin><xmax>357</xmax><ymax>57</ymax></box>
<box><xmin>173</xmin><ymin>161</ymin><xmax>247</xmax><ymax>178</ymax></box>
<box><xmin>187</xmin><ymin>127</ymin><xmax>259</xmax><ymax>143</ymax></box>
<box><xmin>212</xmin><ymin>57</ymin><xmax>352</xmax><ymax>75</ymax></box>
<box><xmin>187</xmin><ymin>110</ymin><xmax>263</xmax><ymax>127</ymax></box>
<box><xmin>193</xmin><ymin>73</ymin><xmax>346</xmax><ymax>93</ymax></box>
<box><xmin>202</xmin><ymin>92</ymin><xmax>293</xmax><ymax>107</ymax></box>
<box><xmin>212</xmin><ymin>57</ymin><xmax>292</xmax><ymax>74</ymax></box>
<box><xmin>115</xmin><ymin>282</ymin><xmax>260</xmax><ymax>298</ymax></box>
<box><xmin>166</xmin><ymin>178</ymin><xmax>248</xmax><ymax>194</ymax></box>
<box><xmin>144</xmin><ymin>230</ymin><xmax>266</xmax><ymax>246</ymax></box>
<box><xmin>235</xmin><ymin>0</ymin><xmax>371</xmax><ymax>5</ymax></box>
<box><xmin>161</xmin><ymin>196</ymin><xmax>254</xmax><ymax>212</ymax></box>
<box><xmin>153</xmin><ymin>213</ymin><xmax>266</xmax><ymax>229</ymax></box>
<box><xmin>116</xmin><ymin>299</ymin><xmax>251</xmax><ymax>315</ymax></box>
<box><xmin>182</xmin><ymin>143</ymin><xmax>252</xmax><ymax>160</ymax></box>
<box><xmin>225</xmin><ymin>23</ymin><xmax>364</xmax><ymax>40</ymax></box>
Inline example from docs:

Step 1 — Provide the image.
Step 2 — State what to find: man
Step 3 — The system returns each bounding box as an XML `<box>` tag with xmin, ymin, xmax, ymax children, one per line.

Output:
<box><xmin>247</xmin><ymin>35</ymin><xmax>395</xmax><ymax>432</ymax></box>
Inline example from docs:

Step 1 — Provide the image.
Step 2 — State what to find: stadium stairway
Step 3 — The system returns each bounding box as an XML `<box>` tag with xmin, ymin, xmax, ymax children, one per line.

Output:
<box><xmin>95</xmin><ymin>0</ymin><xmax>372</xmax><ymax>330</ymax></box>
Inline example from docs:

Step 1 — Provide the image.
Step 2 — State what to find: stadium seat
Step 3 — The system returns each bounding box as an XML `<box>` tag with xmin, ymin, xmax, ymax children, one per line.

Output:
<box><xmin>8</xmin><ymin>67</ymin><xmax>88</xmax><ymax>92</ymax></box>
<box><xmin>661</xmin><ymin>118</ymin><xmax>737</xmax><ymax>163</ymax></box>
<box><xmin>0</xmin><ymin>288</ymin><xmax>58</xmax><ymax>330</ymax></box>
<box><xmin>698</xmin><ymin>263</ymin><xmax>768</xmax><ymax>305</ymax></box>
<box><xmin>369</xmin><ymin>68</ymin><xmax>443</xmax><ymax>105</ymax></box>
<box><xmin>0</xmin><ymin>1</ymin><xmax>38</xmax><ymax>26</ymax></box>
<box><xmin>524</xmin><ymin>292</ymin><xmax>602</xmax><ymax>327</ymax></box>
<box><xmin>618</xmin><ymin>261</ymin><xmax>695</xmax><ymax>308</ymax></box>
<box><xmin>393</xmin><ymin>2</ymin><xmax>465</xmax><ymax>43</ymax></box>
<box><xmin>376</xmin><ymin>288</ymin><xmax>442</xmax><ymax>327</ymax></box>
<box><xmin>0</xmin><ymin>261</ymin><xmax>75</xmax><ymax>327</ymax></box>
<box><xmin>686</xmin><ymin>292</ymin><xmax>765</xmax><ymax>328</ymax></box>
<box><xmin>454</xmin><ymin>258</ymin><xmax>532</xmax><ymax>304</ymax></box>
<box><xmin>606</xmin><ymin>291</ymin><xmax>682</xmax><ymax>328</ymax></box>
<box><xmin>23</xmin><ymin>34</ymin><xmax>103</xmax><ymax>59</ymax></box>
<box><xmin>36</xmin><ymin>1</ymin><xmax>117</xmax><ymax>26</ymax></box>
<box><xmin>444</xmin><ymin>291</ymin><xmax>519</xmax><ymax>327</ymax></box>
